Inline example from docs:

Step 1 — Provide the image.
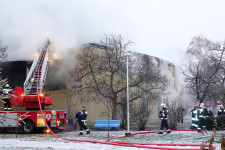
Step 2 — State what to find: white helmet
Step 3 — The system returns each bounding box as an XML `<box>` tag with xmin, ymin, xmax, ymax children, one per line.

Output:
<box><xmin>5</xmin><ymin>84</ymin><xmax>9</xmax><ymax>88</ymax></box>
<box><xmin>161</xmin><ymin>103</ymin><xmax>166</xmax><ymax>108</ymax></box>
<box><xmin>200</xmin><ymin>103</ymin><xmax>204</xmax><ymax>108</ymax></box>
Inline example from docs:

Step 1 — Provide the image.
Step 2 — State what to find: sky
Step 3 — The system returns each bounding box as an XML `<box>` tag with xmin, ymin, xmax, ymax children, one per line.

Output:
<box><xmin>1</xmin><ymin>0</ymin><xmax>225</xmax><ymax>66</ymax></box>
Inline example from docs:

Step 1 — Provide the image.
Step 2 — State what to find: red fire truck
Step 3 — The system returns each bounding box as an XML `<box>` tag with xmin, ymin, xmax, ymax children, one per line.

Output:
<box><xmin>0</xmin><ymin>41</ymin><xmax>67</xmax><ymax>133</ymax></box>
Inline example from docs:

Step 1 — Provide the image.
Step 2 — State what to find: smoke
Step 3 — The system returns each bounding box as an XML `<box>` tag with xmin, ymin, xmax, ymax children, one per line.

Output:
<box><xmin>1</xmin><ymin>0</ymin><xmax>225</xmax><ymax>66</ymax></box>
<box><xmin>0</xmin><ymin>0</ymin><xmax>133</xmax><ymax>61</ymax></box>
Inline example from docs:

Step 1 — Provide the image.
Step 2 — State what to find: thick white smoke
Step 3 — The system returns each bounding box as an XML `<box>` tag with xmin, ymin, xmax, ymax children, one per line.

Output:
<box><xmin>0</xmin><ymin>0</ymin><xmax>134</xmax><ymax>61</ymax></box>
<box><xmin>1</xmin><ymin>0</ymin><xmax>225</xmax><ymax>66</ymax></box>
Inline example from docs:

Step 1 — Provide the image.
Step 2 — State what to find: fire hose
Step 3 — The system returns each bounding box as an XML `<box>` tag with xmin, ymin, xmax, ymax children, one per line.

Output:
<box><xmin>36</xmin><ymin>50</ymin><xmax>215</xmax><ymax>150</ymax></box>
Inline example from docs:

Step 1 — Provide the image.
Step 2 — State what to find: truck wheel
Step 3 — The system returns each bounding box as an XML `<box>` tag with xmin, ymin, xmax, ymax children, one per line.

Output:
<box><xmin>22</xmin><ymin>121</ymin><xmax>35</xmax><ymax>134</ymax></box>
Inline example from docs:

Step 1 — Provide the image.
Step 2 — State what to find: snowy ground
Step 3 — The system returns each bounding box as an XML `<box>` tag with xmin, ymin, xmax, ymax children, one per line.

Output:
<box><xmin>0</xmin><ymin>130</ymin><xmax>223</xmax><ymax>150</ymax></box>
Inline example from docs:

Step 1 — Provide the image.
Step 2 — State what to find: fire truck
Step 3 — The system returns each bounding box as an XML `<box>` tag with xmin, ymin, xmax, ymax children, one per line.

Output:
<box><xmin>0</xmin><ymin>41</ymin><xmax>67</xmax><ymax>133</ymax></box>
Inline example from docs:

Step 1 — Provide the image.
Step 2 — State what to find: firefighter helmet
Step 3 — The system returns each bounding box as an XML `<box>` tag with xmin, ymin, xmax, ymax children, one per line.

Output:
<box><xmin>200</xmin><ymin>103</ymin><xmax>204</xmax><ymax>108</ymax></box>
<box><xmin>161</xmin><ymin>103</ymin><xmax>166</xmax><ymax>108</ymax></box>
<box><xmin>5</xmin><ymin>84</ymin><xmax>9</xmax><ymax>88</ymax></box>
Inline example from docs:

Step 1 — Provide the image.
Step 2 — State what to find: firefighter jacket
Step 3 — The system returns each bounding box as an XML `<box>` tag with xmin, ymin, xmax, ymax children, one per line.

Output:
<box><xmin>81</xmin><ymin>109</ymin><xmax>88</xmax><ymax>120</ymax></box>
<box><xmin>204</xmin><ymin>108</ymin><xmax>209</xmax><ymax>117</ymax></box>
<box><xmin>218</xmin><ymin>108</ymin><xmax>225</xmax><ymax>116</ymax></box>
<box><xmin>2</xmin><ymin>88</ymin><xmax>12</xmax><ymax>99</ymax></box>
<box><xmin>159</xmin><ymin>108</ymin><xmax>168</xmax><ymax>120</ymax></box>
<box><xmin>197</xmin><ymin>107</ymin><xmax>208</xmax><ymax>119</ymax></box>
<box><xmin>191</xmin><ymin>108</ymin><xmax>198</xmax><ymax>121</ymax></box>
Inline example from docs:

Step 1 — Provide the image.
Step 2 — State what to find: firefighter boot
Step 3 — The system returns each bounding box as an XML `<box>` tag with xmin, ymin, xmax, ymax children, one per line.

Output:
<box><xmin>86</xmin><ymin>129</ymin><xmax>90</xmax><ymax>134</ymax></box>
<box><xmin>158</xmin><ymin>131</ymin><xmax>163</xmax><ymax>134</ymax></box>
<box><xmin>166</xmin><ymin>129</ymin><xmax>171</xmax><ymax>133</ymax></box>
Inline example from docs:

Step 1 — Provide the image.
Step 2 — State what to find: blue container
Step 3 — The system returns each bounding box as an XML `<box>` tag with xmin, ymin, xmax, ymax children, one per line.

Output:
<box><xmin>68</xmin><ymin>119</ymin><xmax>73</xmax><ymax>125</ymax></box>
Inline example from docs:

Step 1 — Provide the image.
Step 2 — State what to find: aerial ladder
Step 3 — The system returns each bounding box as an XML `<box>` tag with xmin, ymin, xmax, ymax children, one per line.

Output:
<box><xmin>24</xmin><ymin>41</ymin><xmax>50</xmax><ymax>95</ymax></box>
<box><xmin>10</xmin><ymin>40</ymin><xmax>52</xmax><ymax>110</ymax></box>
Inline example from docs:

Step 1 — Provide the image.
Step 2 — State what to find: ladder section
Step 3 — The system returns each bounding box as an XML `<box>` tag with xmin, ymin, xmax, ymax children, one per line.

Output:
<box><xmin>24</xmin><ymin>41</ymin><xmax>50</xmax><ymax>95</ymax></box>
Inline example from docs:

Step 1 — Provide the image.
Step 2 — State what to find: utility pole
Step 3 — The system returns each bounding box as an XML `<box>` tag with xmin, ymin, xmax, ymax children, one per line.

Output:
<box><xmin>125</xmin><ymin>53</ymin><xmax>131</xmax><ymax>137</ymax></box>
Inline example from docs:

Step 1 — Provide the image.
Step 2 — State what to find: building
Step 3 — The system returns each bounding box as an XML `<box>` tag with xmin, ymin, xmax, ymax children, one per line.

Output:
<box><xmin>67</xmin><ymin>44</ymin><xmax>183</xmax><ymax>129</ymax></box>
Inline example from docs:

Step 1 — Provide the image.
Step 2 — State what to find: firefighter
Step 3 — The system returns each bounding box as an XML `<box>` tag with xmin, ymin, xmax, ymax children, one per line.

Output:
<box><xmin>197</xmin><ymin>103</ymin><xmax>208</xmax><ymax>132</ymax></box>
<box><xmin>158</xmin><ymin>103</ymin><xmax>171</xmax><ymax>134</ymax></box>
<box><xmin>202</xmin><ymin>106</ymin><xmax>209</xmax><ymax>130</ymax></box>
<box><xmin>218</xmin><ymin>105</ymin><xmax>225</xmax><ymax>116</ymax></box>
<box><xmin>79</xmin><ymin>106</ymin><xmax>90</xmax><ymax>135</ymax></box>
<box><xmin>191</xmin><ymin>105</ymin><xmax>198</xmax><ymax>130</ymax></box>
<box><xmin>2</xmin><ymin>84</ymin><xmax>12</xmax><ymax>111</ymax></box>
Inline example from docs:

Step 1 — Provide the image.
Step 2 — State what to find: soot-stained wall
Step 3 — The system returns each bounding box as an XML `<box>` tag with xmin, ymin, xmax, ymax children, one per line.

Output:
<box><xmin>0</xmin><ymin>61</ymin><xmax>32</xmax><ymax>89</ymax></box>
<box><xmin>0</xmin><ymin>60</ymin><xmax>65</xmax><ymax>90</ymax></box>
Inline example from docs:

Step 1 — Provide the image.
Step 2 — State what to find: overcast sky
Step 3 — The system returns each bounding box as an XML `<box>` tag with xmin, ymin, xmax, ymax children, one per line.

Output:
<box><xmin>0</xmin><ymin>0</ymin><xmax>225</xmax><ymax>66</ymax></box>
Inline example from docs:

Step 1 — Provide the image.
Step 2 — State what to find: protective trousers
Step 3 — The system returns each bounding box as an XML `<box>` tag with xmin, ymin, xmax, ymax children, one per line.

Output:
<box><xmin>3</xmin><ymin>99</ymin><xmax>11</xmax><ymax>111</ymax></box>
<box><xmin>79</xmin><ymin>120</ymin><xmax>89</xmax><ymax>135</ymax></box>
<box><xmin>191</xmin><ymin>119</ymin><xmax>198</xmax><ymax>129</ymax></box>
<box><xmin>160</xmin><ymin>119</ymin><xmax>169</xmax><ymax>130</ymax></box>
<box><xmin>197</xmin><ymin>117</ymin><xmax>204</xmax><ymax>131</ymax></box>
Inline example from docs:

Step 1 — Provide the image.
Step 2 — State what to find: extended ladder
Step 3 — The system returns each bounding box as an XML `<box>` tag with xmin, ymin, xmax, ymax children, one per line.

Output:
<box><xmin>23</xmin><ymin>41</ymin><xmax>50</xmax><ymax>95</ymax></box>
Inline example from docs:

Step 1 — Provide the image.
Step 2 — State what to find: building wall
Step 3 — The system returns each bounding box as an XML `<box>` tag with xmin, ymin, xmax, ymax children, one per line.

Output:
<box><xmin>48</xmin><ymin>89</ymin><xmax>68</xmax><ymax>110</ymax></box>
<box><xmin>0</xmin><ymin>61</ymin><xmax>32</xmax><ymax>89</ymax></box>
<box><xmin>66</xmin><ymin>46</ymin><xmax>183</xmax><ymax>128</ymax></box>
<box><xmin>69</xmin><ymin>95</ymin><xmax>109</xmax><ymax>123</ymax></box>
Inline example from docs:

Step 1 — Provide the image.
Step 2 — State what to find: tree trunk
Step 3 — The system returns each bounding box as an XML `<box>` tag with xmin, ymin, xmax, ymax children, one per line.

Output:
<box><xmin>196</xmin><ymin>96</ymin><xmax>203</xmax><ymax>104</ymax></box>
<box><xmin>223</xmin><ymin>94</ymin><xmax>225</xmax><ymax>105</ymax></box>
<box><xmin>111</xmin><ymin>99</ymin><xmax>117</xmax><ymax>120</ymax></box>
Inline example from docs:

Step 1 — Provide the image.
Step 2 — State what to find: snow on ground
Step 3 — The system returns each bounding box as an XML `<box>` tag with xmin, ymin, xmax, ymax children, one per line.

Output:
<box><xmin>0</xmin><ymin>130</ymin><xmax>223</xmax><ymax>150</ymax></box>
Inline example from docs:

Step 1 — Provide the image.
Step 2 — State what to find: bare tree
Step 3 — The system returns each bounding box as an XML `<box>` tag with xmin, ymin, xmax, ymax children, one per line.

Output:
<box><xmin>70</xmin><ymin>34</ymin><xmax>168</xmax><ymax>121</ymax></box>
<box><xmin>0</xmin><ymin>41</ymin><xmax>8</xmax><ymax>92</ymax></box>
<box><xmin>165</xmin><ymin>99</ymin><xmax>185</xmax><ymax>130</ymax></box>
<box><xmin>129</xmin><ymin>98</ymin><xmax>154</xmax><ymax>130</ymax></box>
<box><xmin>208</xmin><ymin>61</ymin><xmax>225</xmax><ymax>104</ymax></box>
<box><xmin>182</xmin><ymin>35</ymin><xmax>224</xmax><ymax>103</ymax></box>
<box><xmin>0</xmin><ymin>41</ymin><xmax>7</xmax><ymax>61</ymax></box>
